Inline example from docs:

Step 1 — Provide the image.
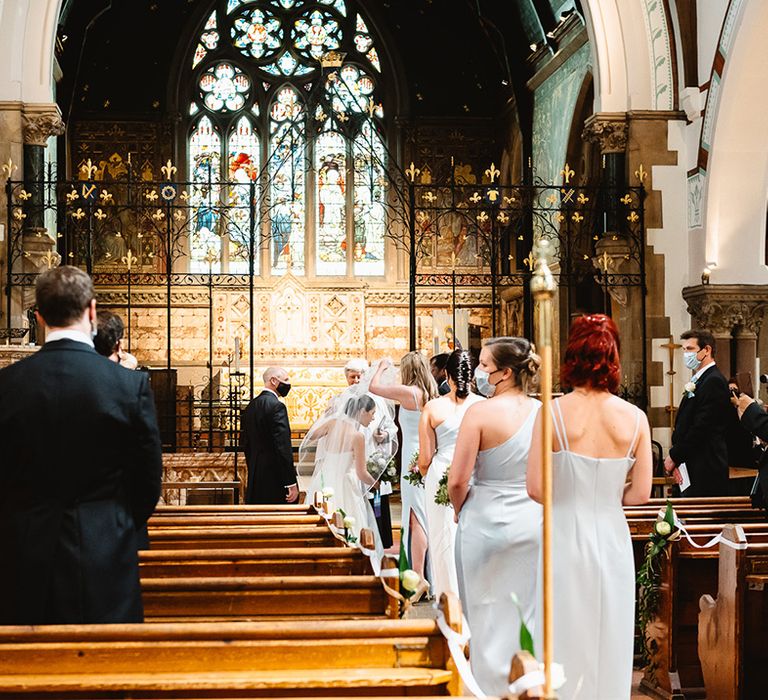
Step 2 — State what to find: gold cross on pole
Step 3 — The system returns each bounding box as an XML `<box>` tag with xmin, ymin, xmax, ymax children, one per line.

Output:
<box><xmin>660</xmin><ymin>335</ymin><xmax>682</xmax><ymax>429</ymax></box>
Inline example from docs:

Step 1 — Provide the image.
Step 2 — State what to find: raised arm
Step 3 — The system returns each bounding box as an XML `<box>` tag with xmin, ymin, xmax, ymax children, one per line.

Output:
<box><xmin>448</xmin><ymin>405</ymin><xmax>482</xmax><ymax>514</ymax></box>
<box><xmin>526</xmin><ymin>407</ymin><xmax>545</xmax><ymax>504</ymax></box>
<box><xmin>368</xmin><ymin>358</ymin><xmax>421</xmax><ymax>409</ymax></box>
<box><xmin>418</xmin><ymin>402</ymin><xmax>437</xmax><ymax>476</ymax></box>
<box><xmin>623</xmin><ymin>411</ymin><xmax>653</xmax><ymax>505</ymax></box>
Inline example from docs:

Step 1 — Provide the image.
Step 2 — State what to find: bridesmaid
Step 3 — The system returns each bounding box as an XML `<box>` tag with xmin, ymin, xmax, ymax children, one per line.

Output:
<box><xmin>527</xmin><ymin>314</ymin><xmax>652</xmax><ymax>699</ymax></box>
<box><xmin>370</xmin><ymin>352</ymin><xmax>437</xmax><ymax>578</ymax></box>
<box><xmin>448</xmin><ymin>337</ymin><xmax>542</xmax><ymax>696</ymax></box>
<box><xmin>419</xmin><ymin>349</ymin><xmax>483</xmax><ymax>599</ymax></box>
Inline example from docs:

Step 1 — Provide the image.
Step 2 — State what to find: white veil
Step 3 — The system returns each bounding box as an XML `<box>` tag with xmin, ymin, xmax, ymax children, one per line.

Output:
<box><xmin>300</xmin><ymin>364</ymin><xmax>399</xmax><ymax>504</ymax></box>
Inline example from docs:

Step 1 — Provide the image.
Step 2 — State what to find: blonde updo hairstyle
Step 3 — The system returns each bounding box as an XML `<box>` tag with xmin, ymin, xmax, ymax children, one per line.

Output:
<box><xmin>399</xmin><ymin>351</ymin><xmax>438</xmax><ymax>407</ymax></box>
<box><xmin>483</xmin><ymin>336</ymin><xmax>541</xmax><ymax>394</ymax></box>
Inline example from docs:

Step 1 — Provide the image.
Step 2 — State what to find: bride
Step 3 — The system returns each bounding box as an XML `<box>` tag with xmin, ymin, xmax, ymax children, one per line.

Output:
<box><xmin>303</xmin><ymin>388</ymin><xmax>396</xmax><ymax>550</ymax></box>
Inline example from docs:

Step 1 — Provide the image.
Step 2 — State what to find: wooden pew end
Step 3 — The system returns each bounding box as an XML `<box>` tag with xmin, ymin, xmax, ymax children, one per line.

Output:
<box><xmin>332</xmin><ymin>511</ymin><xmax>344</xmax><ymax>530</ymax></box>
<box><xmin>360</xmin><ymin>528</ymin><xmax>375</xmax><ymax>551</ymax></box>
<box><xmin>439</xmin><ymin>591</ymin><xmax>462</xmax><ymax>636</ymax></box>
<box><xmin>508</xmin><ymin>650</ymin><xmax>553</xmax><ymax>699</ymax></box>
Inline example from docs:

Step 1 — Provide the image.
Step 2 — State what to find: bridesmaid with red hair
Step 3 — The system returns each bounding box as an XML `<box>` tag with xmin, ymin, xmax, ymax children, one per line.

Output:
<box><xmin>527</xmin><ymin>314</ymin><xmax>652</xmax><ymax>700</ymax></box>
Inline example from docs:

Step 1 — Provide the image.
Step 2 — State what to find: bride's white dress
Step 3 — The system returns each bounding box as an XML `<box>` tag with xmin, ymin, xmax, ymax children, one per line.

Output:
<box><xmin>545</xmin><ymin>400</ymin><xmax>640</xmax><ymax>700</ymax></box>
<box><xmin>455</xmin><ymin>400</ymin><xmax>542</xmax><ymax>696</ymax></box>
<box><xmin>424</xmin><ymin>393</ymin><xmax>484</xmax><ymax>599</ymax></box>
<box><xmin>306</xmin><ymin>451</ymin><xmax>381</xmax><ymax>550</ymax></box>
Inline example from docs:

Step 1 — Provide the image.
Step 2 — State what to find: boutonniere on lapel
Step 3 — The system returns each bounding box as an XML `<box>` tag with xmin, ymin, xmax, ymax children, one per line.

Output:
<box><xmin>683</xmin><ymin>381</ymin><xmax>696</xmax><ymax>398</ymax></box>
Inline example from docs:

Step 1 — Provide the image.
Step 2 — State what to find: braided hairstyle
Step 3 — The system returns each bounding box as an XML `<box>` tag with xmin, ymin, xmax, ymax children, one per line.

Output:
<box><xmin>445</xmin><ymin>349</ymin><xmax>473</xmax><ymax>399</ymax></box>
<box><xmin>484</xmin><ymin>336</ymin><xmax>541</xmax><ymax>394</ymax></box>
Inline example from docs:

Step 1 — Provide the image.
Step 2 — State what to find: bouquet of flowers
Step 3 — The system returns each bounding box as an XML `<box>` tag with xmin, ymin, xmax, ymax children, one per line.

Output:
<box><xmin>434</xmin><ymin>466</ymin><xmax>451</xmax><ymax>506</ymax></box>
<box><xmin>366</xmin><ymin>450</ymin><xmax>398</xmax><ymax>484</ymax></box>
<box><xmin>403</xmin><ymin>451</ymin><xmax>424</xmax><ymax>487</ymax></box>
<box><xmin>636</xmin><ymin>500</ymin><xmax>680</xmax><ymax>666</ymax></box>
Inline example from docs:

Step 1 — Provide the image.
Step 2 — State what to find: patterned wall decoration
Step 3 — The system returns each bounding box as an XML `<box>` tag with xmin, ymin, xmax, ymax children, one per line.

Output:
<box><xmin>532</xmin><ymin>43</ymin><xmax>591</xmax><ymax>184</ymax></box>
<box><xmin>641</xmin><ymin>0</ymin><xmax>675</xmax><ymax>111</ymax></box>
<box><xmin>69</xmin><ymin>121</ymin><xmax>172</xmax><ymax>182</ymax></box>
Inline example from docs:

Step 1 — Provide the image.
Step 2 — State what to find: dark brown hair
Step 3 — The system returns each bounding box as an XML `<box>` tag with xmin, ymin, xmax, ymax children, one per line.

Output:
<box><xmin>681</xmin><ymin>329</ymin><xmax>717</xmax><ymax>358</ymax></box>
<box><xmin>94</xmin><ymin>310</ymin><xmax>124</xmax><ymax>357</ymax></box>
<box><xmin>445</xmin><ymin>349</ymin><xmax>473</xmax><ymax>399</ymax></box>
<box><xmin>484</xmin><ymin>336</ymin><xmax>540</xmax><ymax>393</ymax></box>
<box><xmin>35</xmin><ymin>266</ymin><xmax>94</xmax><ymax>327</ymax></box>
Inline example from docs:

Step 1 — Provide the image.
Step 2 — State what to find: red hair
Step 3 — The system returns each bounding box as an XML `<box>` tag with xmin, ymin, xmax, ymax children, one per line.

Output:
<box><xmin>560</xmin><ymin>314</ymin><xmax>621</xmax><ymax>393</ymax></box>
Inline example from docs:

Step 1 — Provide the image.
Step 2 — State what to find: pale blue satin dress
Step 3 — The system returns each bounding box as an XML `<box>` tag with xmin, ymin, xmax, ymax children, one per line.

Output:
<box><xmin>455</xmin><ymin>400</ymin><xmax>542</xmax><ymax>696</ymax></box>
<box><xmin>425</xmin><ymin>393</ymin><xmax>484</xmax><ymax>599</ymax></box>
<box><xmin>398</xmin><ymin>389</ymin><xmax>426</xmax><ymax>565</ymax></box>
<box><xmin>543</xmin><ymin>400</ymin><xmax>640</xmax><ymax>700</ymax></box>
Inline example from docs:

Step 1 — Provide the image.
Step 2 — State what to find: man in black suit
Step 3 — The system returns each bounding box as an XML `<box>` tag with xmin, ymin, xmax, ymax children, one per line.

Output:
<box><xmin>664</xmin><ymin>329</ymin><xmax>731</xmax><ymax>496</ymax></box>
<box><xmin>0</xmin><ymin>266</ymin><xmax>162</xmax><ymax>624</ymax></box>
<box><xmin>242</xmin><ymin>366</ymin><xmax>299</xmax><ymax>504</ymax></box>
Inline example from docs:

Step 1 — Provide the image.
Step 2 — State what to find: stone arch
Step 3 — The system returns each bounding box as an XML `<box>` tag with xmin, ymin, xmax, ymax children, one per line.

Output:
<box><xmin>701</xmin><ymin>0</ymin><xmax>768</xmax><ymax>284</ymax></box>
<box><xmin>0</xmin><ymin>0</ymin><xmax>61</xmax><ymax>103</ymax></box>
<box><xmin>581</xmin><ymin>0</ymin><xmax>674</xmax><ymax>113</ymax></box>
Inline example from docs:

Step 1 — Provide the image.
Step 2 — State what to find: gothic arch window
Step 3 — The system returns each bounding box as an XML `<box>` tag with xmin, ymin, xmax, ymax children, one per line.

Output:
<box><xmin>185</xmin><ymin>0</ymin><xmax>387</xmax><ymax>276</ymax></box>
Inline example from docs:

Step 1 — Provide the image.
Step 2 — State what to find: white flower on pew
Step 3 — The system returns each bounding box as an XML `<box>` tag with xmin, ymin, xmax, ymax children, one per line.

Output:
<box><xmin>322</xmin><ymin>487</ymin><xmax>335</xmax><ymax>498</ymax></box>
<box><xmin>401</xmin><ymin>569</ymin><xmax>421</xmax><ymax>593</ymax></box>
<box><xmin>654</xmin><ymin>520</ymin><xmax>672</xmax><ymax>537</ymax></box>
<box><xmin>343</xmin><ymin>515</ymin><xmax>356</xmax><ymax>530</ymax></box>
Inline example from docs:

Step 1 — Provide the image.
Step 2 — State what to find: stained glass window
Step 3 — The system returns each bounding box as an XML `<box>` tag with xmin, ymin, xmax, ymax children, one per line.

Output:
<box><xmin>315</xmin><ymin>130</ymin><xmax>347</xmax><ymax>275</ymax></box>
<box><xmin>189</xmin><ymin>116</ymin><xmax>222</xmax><ymax>272</ymax></box>
<box><xmin>227</xmin><ymin>116</ymin><xmax>260</xmax><ymax>273</ymax></box>
<box><xmin>353</xmin><ymin>120</ymin><xmax>386</xmax><ymax>275</ymax></box>
<box><xmin>269</xmin><ymin>86</ymin><xmax>305</xmax><ymax>275</ymax></box>
<box><xmin>193</xmin><ymin>11</ymin><xmax>219</xmax><ymax>68</ymax></box>
<box><xmin>199</xmin><ymin>63</ymin><xmax>251</xmax><ymax>112</ymax></box>
<box><xmin>232</xmin><ymin>6</ymin><xmax>283</xmax><ymax>60</ymax></box>
<box><xmin>293</xmin><ymin>9</ymin><xmax>340</xmax><ymax>61</ymax></box>
<box><xmin>353</xmin><ymin>13</ymin><xmax>380</xmax><ymax>71</ymax></box>
<box><xmin>187</xmin><ymin>0</ymin><xmax>388</xmax><ymax>277</ymax></box>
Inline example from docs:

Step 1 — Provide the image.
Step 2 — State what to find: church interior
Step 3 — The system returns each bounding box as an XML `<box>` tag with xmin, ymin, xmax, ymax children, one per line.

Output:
<box><xmin>1</xmin><ymin>0</ymin><xmax>768</xmax><ymax>698</ymax></box>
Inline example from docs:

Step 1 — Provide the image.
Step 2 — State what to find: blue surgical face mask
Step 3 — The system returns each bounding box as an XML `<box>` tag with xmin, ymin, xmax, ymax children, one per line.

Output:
<box><xmin>683</xmin><ymin>350</ymin><xmax>702</xmax><ymax>371</ymax></box>
<box><xmin>474</xmin><ymin>367</ymin><xmax>499</xmax><ymax>397</ymax></box>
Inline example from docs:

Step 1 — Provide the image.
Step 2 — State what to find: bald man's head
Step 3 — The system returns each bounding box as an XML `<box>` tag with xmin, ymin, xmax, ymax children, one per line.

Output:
<box><xmin>263</xmin><ymin>366</ymin><xmax>291</xmax><ymax>396</ymax></box>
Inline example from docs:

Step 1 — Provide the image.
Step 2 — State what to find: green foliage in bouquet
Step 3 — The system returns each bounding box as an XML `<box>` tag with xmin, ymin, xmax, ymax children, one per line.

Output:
<box><xmin>636</xmin><ymin>500</ymin><xmax>679</xmax><ymax>669</ymax></box>
<box><xmin>434</xmin><ymin>466</ymin><xmax>451</xmax><ymax>506</ymax></box>
<box><xmin>403</xmin><ymin>451</ymin><xmax>424</xmax><ymax>487</ymax></box>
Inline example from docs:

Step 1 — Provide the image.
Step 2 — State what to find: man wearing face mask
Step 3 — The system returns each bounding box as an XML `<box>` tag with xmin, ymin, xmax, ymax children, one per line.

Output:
<box><xmin>664</xmin><ymin>329</ymin><xmax>731</xmax><ymax>496</ymax></box>
<box><xmin>241</xmin><ymin>366</ymin><xmax>299</xmax><ymax>504</ymax></box>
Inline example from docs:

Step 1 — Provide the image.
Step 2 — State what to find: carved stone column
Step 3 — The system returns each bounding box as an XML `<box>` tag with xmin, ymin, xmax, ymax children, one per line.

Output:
<box><xmin>22</xmin><ymin>106</ymin><xmax>65</xmax><ymax>233</ymax></box>
<box><xmin>682</xmin><ymin>284</ymin><xmax>768</xmax><ymax>379</ymax></box>
<box><xmin>582</xmin><ymin>114</ymin><xmax>628</xmax><ymax>235</ymax></box>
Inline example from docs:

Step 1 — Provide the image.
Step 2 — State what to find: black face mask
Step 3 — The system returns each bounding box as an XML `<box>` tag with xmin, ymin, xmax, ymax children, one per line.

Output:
<box><xmin>276</xmin><ymin>380</ymin><xmax>291</xmax><ymax>397</ymax></box>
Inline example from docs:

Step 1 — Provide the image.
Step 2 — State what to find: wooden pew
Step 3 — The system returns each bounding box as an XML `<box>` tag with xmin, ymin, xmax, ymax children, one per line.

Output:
<box><xmin>141</xmin><ymin>574</ymin><xmax>393</xmax><ymax>621</ymax></box>
<box><xmin>698</xmin><ymin>525</ymin><xmax>768</xmax><ymax>700</ymax></box>
<box><xmin>0</xmin><ymin>597</ymin><xmax>466</xmax><ymax>698</ymax></box>
<box><xmin>148</xmin><ymin>524</ymin><xmax>342</xmax><ymax>549</ymax></box>
<box><xmin>140</xmin><ymin>546</ymin><xmax>372</xmax><ymax>578</ymax></box>
<box><xmin>637</xmin><ymin>521</ymin><xmax>768</xmax><ymax>699</ymax></box>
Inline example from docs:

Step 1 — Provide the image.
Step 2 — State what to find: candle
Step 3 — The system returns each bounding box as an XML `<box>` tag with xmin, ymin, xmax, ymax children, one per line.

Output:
<box><xmin>234</xmin><ymin>337</ymin><xmax>241</xmax><ymax>373</ymax></box>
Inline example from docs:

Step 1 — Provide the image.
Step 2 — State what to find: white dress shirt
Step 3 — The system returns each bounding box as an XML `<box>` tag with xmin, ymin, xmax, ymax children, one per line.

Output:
<box><xmin>45</xmin><ymin>329</ymin><xmax>94</xmax><ymax>348</ymax></box>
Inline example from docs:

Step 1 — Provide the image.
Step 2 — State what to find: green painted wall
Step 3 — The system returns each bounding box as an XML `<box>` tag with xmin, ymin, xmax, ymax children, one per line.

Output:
<box><xmin>532</xmin><ymin>43</ymin><xmax>591</xmax><ymax>184</ymax></box>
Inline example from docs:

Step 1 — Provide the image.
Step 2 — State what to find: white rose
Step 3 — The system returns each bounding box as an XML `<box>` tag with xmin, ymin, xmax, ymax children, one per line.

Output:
<box><xmin>322</xmin><ymin>487</ymin><xmax>334</xmax><ymax>498</ymax></box>
<box><xmin>387</xmin><ymin>466</ymin><xmax>396</xmax><ymax>476</ymax></box>
<box><xmin>655</xmin><ymin>520</ymin><xmax>672</xmax><ymax>537</ymax></box>
<box><xmin>343</xmin><ymin>515</ymin><xmax>356</xmax><ymax>529</ymax></box>
<box><xmin>684</xmin><ymin>382</ymin><xmax>696</xmax><ymax>394</ymax></box>
<box><xmin>401</xmin><ymin>569</ymin><xmax>421</xmax><ymax>592</ymax></box>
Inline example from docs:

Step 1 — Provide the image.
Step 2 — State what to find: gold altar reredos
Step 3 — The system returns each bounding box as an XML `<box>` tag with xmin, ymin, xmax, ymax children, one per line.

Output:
<box><xmin>97</xmin><ymin>274</ymin><xmax>493</xmax><ymax>430</ymax></box>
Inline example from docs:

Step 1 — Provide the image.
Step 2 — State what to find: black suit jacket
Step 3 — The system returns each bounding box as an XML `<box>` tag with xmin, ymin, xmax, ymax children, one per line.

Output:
<box><xmin>741</xmin><ymin>401</ymin><xmax>768</xmax><ymax>443</ymax></box>
<box><xmin>0</xmin><ymin>339</ymin><xmax>163</xmax><ymax>624</ymax></box>
<box><xmin>670</xmin><ymin>364</ymin><xmax>731</xmax><ymax>496</ymax></box>
<box><xmin>241</xmin><ymin>390</ymin><xmax>296</xmax><ymax>504</ymax></box>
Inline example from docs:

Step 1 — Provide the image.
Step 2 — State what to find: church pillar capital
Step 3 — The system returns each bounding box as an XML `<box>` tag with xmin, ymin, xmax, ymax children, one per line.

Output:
<box><xmin>582</xmin><ymin>114</ymin><xmax>629</xmax><ymax>154</ymax></box>
<box><xmin>21</xmin><ymin>104</ymin><xmax>65</xmax><ymax>146</ymax></box>
<box><xmin>682</xmin><ymin>284</ymin><xmax>768</xmax><ymax>336</ymax></box>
